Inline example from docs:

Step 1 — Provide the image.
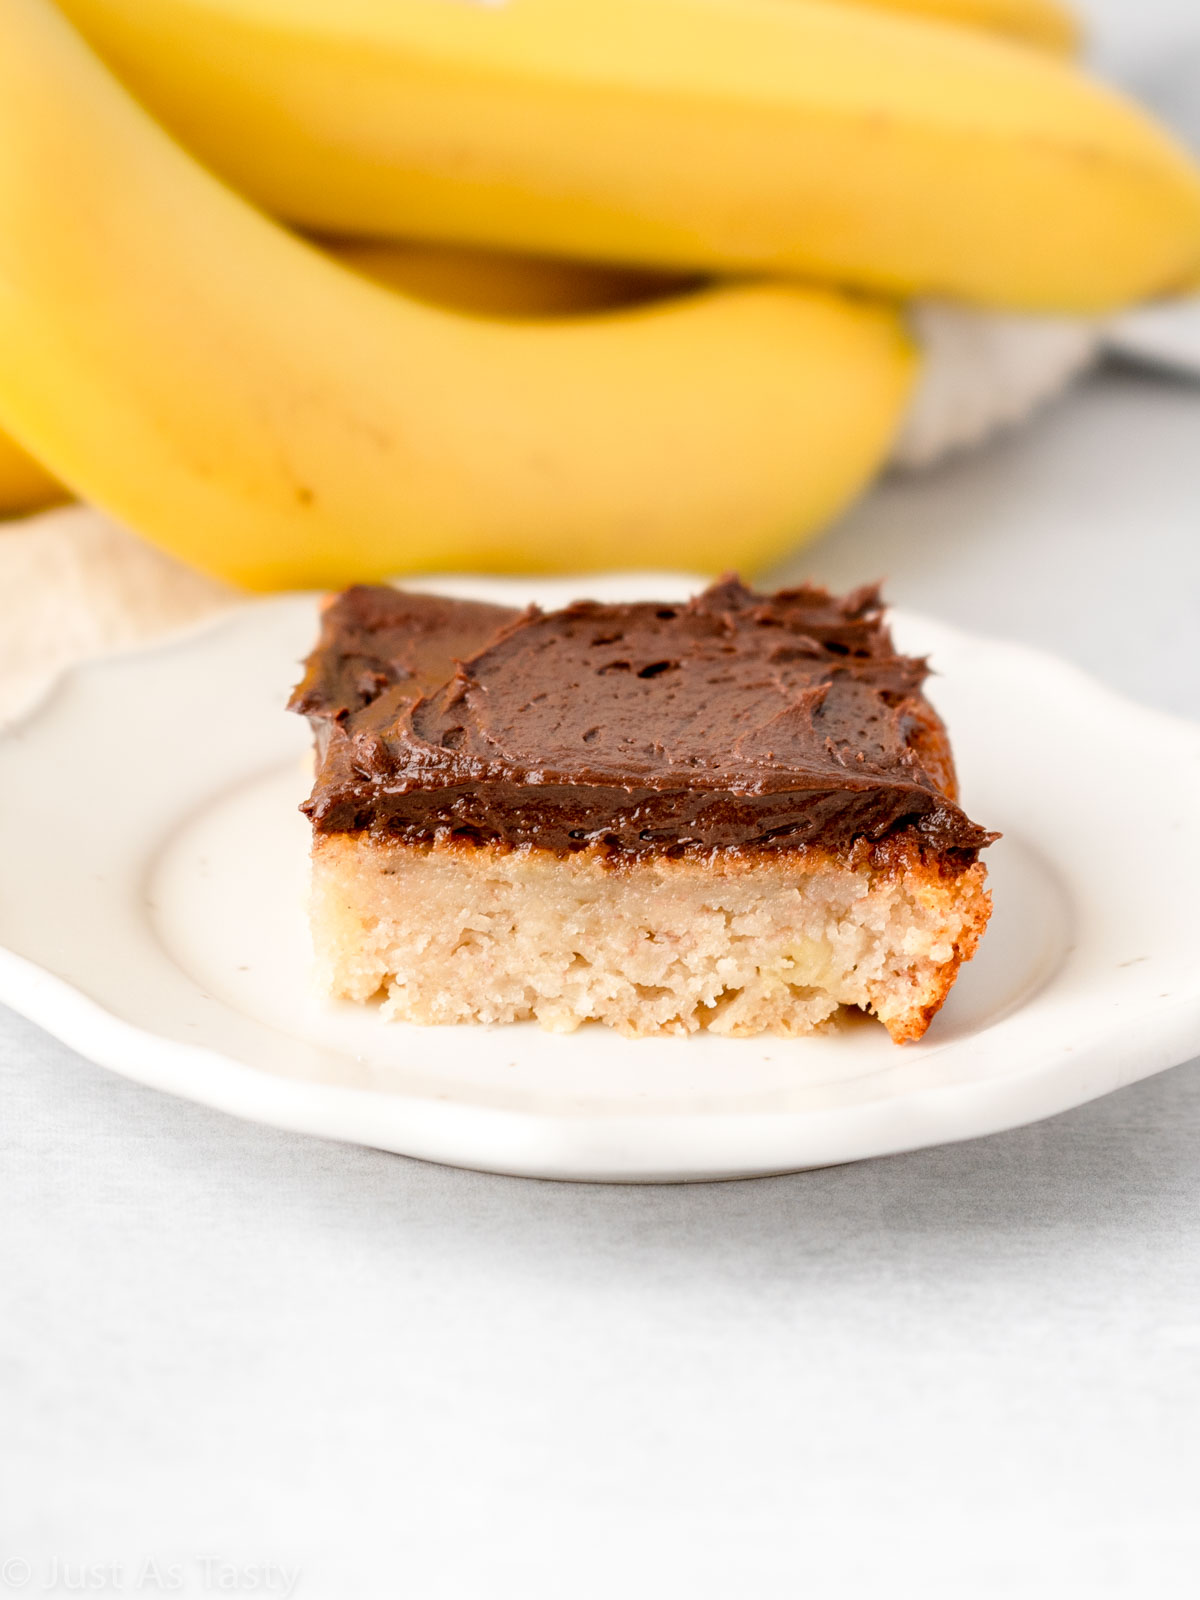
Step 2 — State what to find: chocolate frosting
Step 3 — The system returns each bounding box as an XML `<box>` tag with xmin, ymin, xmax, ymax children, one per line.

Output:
<box><xmin>290</xmin><ymin>578</ymin><xmax>995</xmax><ymax>861</ymax></box>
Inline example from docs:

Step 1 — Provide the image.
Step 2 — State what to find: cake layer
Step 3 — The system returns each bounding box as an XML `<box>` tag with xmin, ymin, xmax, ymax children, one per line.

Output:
<box><xmin>291</xmin><ymin>578</ymin><xmax>995</xmax><ymax>860</ymax></box>
<box><xmin>311</xmin><ymin>831</ymin><xmax>991</xmax><ymax>1043</ymax></box>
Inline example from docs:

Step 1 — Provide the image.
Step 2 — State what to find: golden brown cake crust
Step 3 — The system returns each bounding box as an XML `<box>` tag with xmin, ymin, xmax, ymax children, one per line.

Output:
<box><xmin>309</xmin><ymin>829</ymin><xmax>991</xmax><ymax>1043</ymax></box>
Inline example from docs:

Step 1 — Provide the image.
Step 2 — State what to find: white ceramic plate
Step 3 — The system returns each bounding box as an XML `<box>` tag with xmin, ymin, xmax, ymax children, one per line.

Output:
<box><xmin>1</xmin><ymin>572</ymin><xmax>1198</xmax><ymax>1182</ymax></box>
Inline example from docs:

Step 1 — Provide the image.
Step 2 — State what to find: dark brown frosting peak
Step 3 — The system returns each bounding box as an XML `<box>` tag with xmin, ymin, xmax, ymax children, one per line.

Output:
<box><xmin>291</xmin><ymin>578</ymin><xmax>994</xmax><ymax>860</ymax></box>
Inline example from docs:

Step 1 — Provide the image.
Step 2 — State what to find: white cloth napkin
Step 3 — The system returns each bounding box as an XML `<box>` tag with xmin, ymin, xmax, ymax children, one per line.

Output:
<box><xmin>0</xmin><ymin>504</ymin><xmax>241</xmax><ymax>727</ymax></box>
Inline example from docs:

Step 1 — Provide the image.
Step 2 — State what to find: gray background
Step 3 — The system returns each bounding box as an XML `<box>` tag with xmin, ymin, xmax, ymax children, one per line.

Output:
<box><xmin>3</xmin><ymin>5</ymin><xmax>1199</xmax><ymax>1597</ymax></box>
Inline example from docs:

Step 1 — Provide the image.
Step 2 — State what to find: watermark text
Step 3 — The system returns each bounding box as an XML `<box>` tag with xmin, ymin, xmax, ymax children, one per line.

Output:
<box><xmin>0</xmin><ymin>1558</ymin><xmax>300</xmax><ymax>1596</ymax></box>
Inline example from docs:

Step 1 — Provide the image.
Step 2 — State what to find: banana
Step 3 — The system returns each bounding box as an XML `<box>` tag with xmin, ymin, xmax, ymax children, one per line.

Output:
<box><xmin>54</xmin><ymin>0</ymin><xmax>1200</xmax><ymax>311</ymax></box>
<box><xmin>0</xmin><ymin>426</ymin><xmax>65</xmax><ymax>518</ymax></box>
<box><xmin>0</xmin><ymin>0</ymin><xmax>915</xmax><ymax>590</ymax></box>
<box><xmin>0</xmin><ymin>237</ymin><xmax>672</xmax><ymax>515</ymax></box>
<box><xmin>333</xmin><ymin>238</ymin><xmax>694</xmax><ymax>319</ymax></box>
<box><xmin>836</xmin><ymin>0</ymin><xmax>1078</xmax><ymax>53</ymax></box>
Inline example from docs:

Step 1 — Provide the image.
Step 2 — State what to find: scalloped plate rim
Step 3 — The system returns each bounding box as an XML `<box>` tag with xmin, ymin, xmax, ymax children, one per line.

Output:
<box><xmin>0</xmin><ymin>573</ymin><xmax>1197</xmax><ymax>1183</ymax></box>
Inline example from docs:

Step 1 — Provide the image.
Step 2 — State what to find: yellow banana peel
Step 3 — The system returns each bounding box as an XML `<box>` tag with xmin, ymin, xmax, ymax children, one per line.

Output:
<box><xmin>55</xmin><ymin>0</ymin><xmax>1200</xmax><ymax>310</ymax></box>
<box><xmin>0</xmin><ymin>425</ymin><xmax>67</xmax><ymax>518</ymax></box>
<box><xmin>334</xmin><ymin>239</ymin><xmax>695</xmax><ymax>320</ymax></box>
<box><xmin>838</xmin><ymin>0</ymin><xmax>1078</xmax><ymax>53</ymax></box>
<box><xmin>0</xmin><ymin>237</ymin><xmax>689</xmax><ymax>516</ymax></box>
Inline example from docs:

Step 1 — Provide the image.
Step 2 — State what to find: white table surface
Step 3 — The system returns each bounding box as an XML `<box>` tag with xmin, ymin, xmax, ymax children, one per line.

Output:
<box><xmin>4</xmin><ymin>9</ymin><xmax>1200</xmax><ymax>1595</ymax></box>
<box><xmin>4</xmin><ymin>368</ymin><xmax>1198</xmax><ymax>1600</ymax></box>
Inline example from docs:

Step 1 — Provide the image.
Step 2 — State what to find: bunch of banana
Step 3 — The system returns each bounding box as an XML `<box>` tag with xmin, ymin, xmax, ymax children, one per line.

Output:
<box><xmin>0</xmin><ymin>0</ymin><xmax>1197</xmax><ymax>585</ymax></box>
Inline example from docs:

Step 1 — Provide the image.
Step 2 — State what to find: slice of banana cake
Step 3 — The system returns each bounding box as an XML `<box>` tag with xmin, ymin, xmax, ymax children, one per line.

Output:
<box><xmin>289</xmin><ymin>577</ymin><xmax>994</xmax><ymax>1042</ymax></box>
